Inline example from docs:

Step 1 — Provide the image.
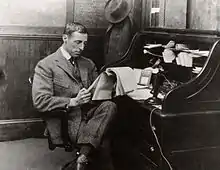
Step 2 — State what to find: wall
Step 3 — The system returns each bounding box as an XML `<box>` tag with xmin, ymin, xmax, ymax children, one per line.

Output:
<box><xmin>73</xmin><ymin>0</ymin><xmax>143</xmax><ymax>30</ymax></box>
<box><xmin>189</xmin><ymin>0</ymin><xmax>219</xmax><ymax>30</ymax></box>
<box><xmin>0</xmin><ymin>35</ymin><xmax>61</xmax><ymax>140</ymax></box>
<box><xmin>143</xmin><ymin>0</ymin><xmax>220</xmax><ymax>31</ymax></box>
<box><xmin>0</xmin><ymin>0</ymin><xmax>67</xmax><ymax>35</ymax></box>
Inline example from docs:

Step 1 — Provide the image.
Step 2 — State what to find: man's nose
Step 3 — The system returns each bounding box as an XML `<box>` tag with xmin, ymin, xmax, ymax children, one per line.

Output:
<box><xmin>79</xmin><ymin>43</ymin><xmax>85</xmax><ymax>50</ymax></box>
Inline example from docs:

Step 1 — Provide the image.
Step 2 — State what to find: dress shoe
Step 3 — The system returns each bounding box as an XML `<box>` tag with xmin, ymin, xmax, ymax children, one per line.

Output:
<box><xmin>76</xmin><ymin>154</ymin><xmax>89</xmax><ymax>170</ymax></box>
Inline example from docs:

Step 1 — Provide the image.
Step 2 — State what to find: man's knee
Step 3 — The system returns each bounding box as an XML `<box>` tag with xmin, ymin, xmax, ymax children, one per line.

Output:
<box><xmin>100</xmin><ymin>101</ymin><xmax>117</xmax><ymax>116</ymax></box>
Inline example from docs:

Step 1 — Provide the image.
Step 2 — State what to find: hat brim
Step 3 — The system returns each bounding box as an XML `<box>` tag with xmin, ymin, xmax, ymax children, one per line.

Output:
<box><xmin>104</xmin><ymin>0</ymin><xmax>133</xmax><ymax>24</ymax></box>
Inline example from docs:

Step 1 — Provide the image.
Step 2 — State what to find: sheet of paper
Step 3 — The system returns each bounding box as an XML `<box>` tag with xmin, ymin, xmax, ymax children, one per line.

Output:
<box><xmin>144</xmin><ymin>44</ymin><xmax>162</xmax><ymax>49</ymax></box>
<box><xmin>92</xmin><ymin>72</ymin><xmax>115</xmax><ymax>100</ymax></box>
<box><xmin>133</xmin><ymin>68</ymin><xmax>142</xmax><ymax>84</ymax></box>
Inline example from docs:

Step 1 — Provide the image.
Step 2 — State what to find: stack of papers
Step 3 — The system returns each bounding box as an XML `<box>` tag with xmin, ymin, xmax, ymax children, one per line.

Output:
<box><xmin>143</xmin><ymin>44</ymin><xmax>209</xmax><ymax>57</ymax></box>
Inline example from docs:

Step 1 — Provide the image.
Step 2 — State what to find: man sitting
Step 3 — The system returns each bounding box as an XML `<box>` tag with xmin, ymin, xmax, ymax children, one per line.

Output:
<box><xmin>32</xmin><ymin>22</ymin><xmax>117</xmax><ymax>170</ymax></box>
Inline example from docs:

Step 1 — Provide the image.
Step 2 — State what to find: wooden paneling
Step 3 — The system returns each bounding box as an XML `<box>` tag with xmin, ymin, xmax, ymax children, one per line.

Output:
<box><xmin>217</xmin><ymin>4</ymin><xmax>220</xmax><ymax>32</ymax></box>
<box><xmin>189</xmin><ymin>0</ymin><xmax>218</xmax><ymax>30</ymax></box>
<box><xmin>141</xmin><ymin>0</ymin><xmax>151</xmax><ymax>29</ymax></box>
<box><xmin>73</xmin><ymin>0</ymin><xmax>142</xmax><ymax>30</ymax></box>
<box><xmin>143</xmin><ymin>0</ymin><xmax>220</xmax><ymax>31</ymax></box>
<box><xmin>0</xmin><ymin>37</ymin><xmax>62</xmax><ymax>120</ymax></box>
<box><xmin>74</xmin><ymin>0</ymin><xmax>109</xmax><ymax>28</ymax></box>
<box><xmin>159</xmin><ymin>0</ymin><xmax>165</xmax><ymax>27</ymax></box>
<box><xmin>0</xmin><ymin>119</ymin><xmax>45</xmax><ymax>141</ymax></box>
<box><xmin>131</xmin><ymin>0</ymin><xmax>143</xmax><ymax>30</ymax></box>
<box><xmin>164</xmin><ymin>0</ymin><xmax>187</xmax><ymax>29</ymax></box>
<box><xmin>66</xmin><ymin>0</ymin><xmax>75</xmax><ymax>23</ymax></box>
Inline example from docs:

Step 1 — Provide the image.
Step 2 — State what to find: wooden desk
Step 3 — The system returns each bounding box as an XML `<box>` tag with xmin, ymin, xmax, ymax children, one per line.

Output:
<box><xmin>112</xmin><ymin>97</ymin><xmax>220</xmax><ymax>170</ymax></box>
<box><xmin>105</xmin><ymin>29</ymin><xmax>220</xmax><ymax>170</ymax></box>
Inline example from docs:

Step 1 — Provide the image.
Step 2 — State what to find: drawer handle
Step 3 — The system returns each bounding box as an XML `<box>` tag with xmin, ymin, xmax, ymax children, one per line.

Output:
<box><xmin>150</xmin><ymin>146</ymin><xmax>155</xmax><ymax>152</ymax></box>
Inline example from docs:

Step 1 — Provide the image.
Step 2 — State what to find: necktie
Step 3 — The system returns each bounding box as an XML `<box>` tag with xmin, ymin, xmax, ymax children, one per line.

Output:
<box><xmin>69</xmin><ymin>57</ymin><xmax>82</xmax><ymax>84</ymax></box>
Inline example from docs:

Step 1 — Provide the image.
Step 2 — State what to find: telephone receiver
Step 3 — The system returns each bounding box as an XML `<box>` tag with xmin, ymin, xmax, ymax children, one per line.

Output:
<box><xmin>145</xmin><ymin>65</ymin><xmax>165</xmax><ymax>105</ymax></box>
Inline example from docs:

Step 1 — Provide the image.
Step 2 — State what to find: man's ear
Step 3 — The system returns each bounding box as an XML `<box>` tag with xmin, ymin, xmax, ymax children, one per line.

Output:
<box><xmin>62</xmin><ymin>34</ymin><xmax>68</xmax><ymax>43</ymax></box>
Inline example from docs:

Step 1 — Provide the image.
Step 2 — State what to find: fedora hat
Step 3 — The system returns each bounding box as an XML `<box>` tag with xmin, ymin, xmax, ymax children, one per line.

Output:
<box><xmin>104</xmin><ymin>0</ymin><xmax>133</xmax><ymax>24</ymax></box>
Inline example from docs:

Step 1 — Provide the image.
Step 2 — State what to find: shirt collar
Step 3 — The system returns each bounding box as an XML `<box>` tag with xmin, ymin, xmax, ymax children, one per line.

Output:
<box><xmin>60</xmin><ymin>46</ymin><xmax>75</xmax><ymax>64</ymax></box>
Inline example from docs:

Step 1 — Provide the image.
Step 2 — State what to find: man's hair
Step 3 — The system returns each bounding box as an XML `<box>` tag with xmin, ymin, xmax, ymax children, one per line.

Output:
<box><xmin>63</xmin><ymin>22</ymin><xmax>88</xmax><ymax>36</ymax></box>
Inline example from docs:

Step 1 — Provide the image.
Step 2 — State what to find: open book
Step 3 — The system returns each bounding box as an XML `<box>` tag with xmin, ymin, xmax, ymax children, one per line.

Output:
<box><xmin>87</xmin><ymin>67</ymin><xmax>137</xmax><ymax>100</ymax></box>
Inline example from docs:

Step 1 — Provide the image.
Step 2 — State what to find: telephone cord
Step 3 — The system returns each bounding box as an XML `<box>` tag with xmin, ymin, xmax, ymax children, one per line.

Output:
<box><xmin>149</xmin><ymin>107</ymin><xmax>173</xmax><ymax>170</ymax></box>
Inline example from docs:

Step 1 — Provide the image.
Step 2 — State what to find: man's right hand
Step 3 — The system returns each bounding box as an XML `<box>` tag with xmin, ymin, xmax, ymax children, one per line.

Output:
<box><xmin>68</xmin><ymin>88</ymin><xmax>91</xmax><ymax>107</ymax></box>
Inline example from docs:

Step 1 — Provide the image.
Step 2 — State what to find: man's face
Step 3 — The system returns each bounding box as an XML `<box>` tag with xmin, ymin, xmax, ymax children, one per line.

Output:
<box><xmin>63</xmin><ymin>32</ymin><xmax>88</xmax><ymax>58</ymax></box>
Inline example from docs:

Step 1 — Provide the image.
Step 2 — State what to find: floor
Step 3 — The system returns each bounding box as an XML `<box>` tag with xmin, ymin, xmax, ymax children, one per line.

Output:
<box><xmin>0</xmin><ymin>138</ymin><xmax>74</xmax><ymax>170</ymax></box>
<box><xmin>0</xmin><ymin>138</ymin><xmax>149</xmax><ymax>170</ymax></box>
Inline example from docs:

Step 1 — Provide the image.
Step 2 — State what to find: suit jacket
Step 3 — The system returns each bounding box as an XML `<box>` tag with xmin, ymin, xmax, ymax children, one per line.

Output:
<box><xmin>32</xmin><ymin>48</ymin><xmax>98</xmax><ymax>144</ymax></box>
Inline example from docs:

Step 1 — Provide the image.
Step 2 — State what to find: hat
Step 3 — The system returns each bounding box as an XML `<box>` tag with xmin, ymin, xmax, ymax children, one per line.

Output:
<box><xmin>104</xmin><ymin>0</ymin><xmax>133</xmax><ymax>24</ymax></box>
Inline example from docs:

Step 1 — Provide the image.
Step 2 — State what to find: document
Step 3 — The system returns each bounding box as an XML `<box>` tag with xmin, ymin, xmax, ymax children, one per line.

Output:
<box><xmin>88</xmin><ymin>67</ymin><xmax>137</xmax><ymax>100</ymax></box>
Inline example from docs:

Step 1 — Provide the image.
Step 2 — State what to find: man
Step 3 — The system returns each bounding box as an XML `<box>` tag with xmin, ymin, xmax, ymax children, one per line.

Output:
<box><xmin>32</xmin><ymin>22</ymin><xmax>117</xmax><ymax>170</ymax></box>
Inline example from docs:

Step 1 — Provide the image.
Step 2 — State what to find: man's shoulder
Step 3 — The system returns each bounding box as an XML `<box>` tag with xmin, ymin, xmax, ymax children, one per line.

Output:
<box><xmin>80</xmin><ymin>56</ymin><xmax>96</xmax><ymax>66</ymax></box>
<box><xmin>37</xmin><ymin>50</ymin><xmax>59</xmax><ymax>66</ymax></box>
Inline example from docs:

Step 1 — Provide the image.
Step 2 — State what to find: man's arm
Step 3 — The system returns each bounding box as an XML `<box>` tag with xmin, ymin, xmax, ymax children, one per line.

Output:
<box><xmin>32</xmin><ymin>60</ymin><xmax>71</xmax><ymax>112</ymax></box>
<box><xmin>32</xmin><ymin>60</ymin><xmax>92</xmax><ymax>112</ymax></box>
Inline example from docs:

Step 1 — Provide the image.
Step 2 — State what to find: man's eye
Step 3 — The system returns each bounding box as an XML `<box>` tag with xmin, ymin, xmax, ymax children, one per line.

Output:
<box><xmin>75</xmin><ymin>40</ymin><xmax>81</xmax><ymax>44</ymax></box>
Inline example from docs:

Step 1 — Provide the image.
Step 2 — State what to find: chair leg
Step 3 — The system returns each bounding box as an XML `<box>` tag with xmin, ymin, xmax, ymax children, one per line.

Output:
<box><xmin>61</xmin><ymin>112</ymin><xmax>73</xmax><ymax>152</ymax></box>
<box><xmin>48</xmin><ymin>134</ymin><xmax>56</xmax><ymax>150</ymax></box>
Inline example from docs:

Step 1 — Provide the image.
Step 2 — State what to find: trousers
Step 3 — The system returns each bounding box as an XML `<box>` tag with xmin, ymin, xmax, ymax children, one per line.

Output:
<box><xmin>77</xmin><ymin>101</ymin><xmax>117</xmax><ymax>148</ymax></box>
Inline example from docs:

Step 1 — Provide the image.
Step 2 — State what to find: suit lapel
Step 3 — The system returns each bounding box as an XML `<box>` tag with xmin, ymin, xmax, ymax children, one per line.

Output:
<box><xmin>54</xmin><ymin>49</ymin><xmax>78</xmax><ymax>82</ymax></box>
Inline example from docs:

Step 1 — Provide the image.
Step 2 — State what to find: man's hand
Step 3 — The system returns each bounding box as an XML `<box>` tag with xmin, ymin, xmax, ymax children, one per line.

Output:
<box><xmin>69</xmin><ymin>88</ymin><xmax>91</xmax><ymax>107</ymax></box>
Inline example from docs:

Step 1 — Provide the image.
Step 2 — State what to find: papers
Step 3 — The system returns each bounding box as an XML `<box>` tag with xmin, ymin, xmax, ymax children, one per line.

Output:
<box><xmin>88</xmin><ymin>67</ymin><xmax>136</xmax><ymax>100</ymax></box>
<box><xmin>143</xmin><ymin>43</ymin><xmax>209</xmax><ymax>57</ymax></box>
<box><xmin>128</xmin><ymin>88</ymin><xmax>153</xmax><ymax>100</ymax></box>
<box><xmin>133</xmin><ymin>68</ymin><xmax>142</xmax><ymax>83</ymax></box>
<box><xmin>187</xmin><ymin>50</ymin><xmax>209</xmax><ymax>57</ymax></box>
<box><xmin>127</xmin><ymin>86</ymin><xmax>165</xmax><ymax>101</ymax></box>
<box><xmin>87</xmin><ymin>66</ymin><xmax>160</xmax><ymax>101</ymax></box>
<box><xmin>144</xmin><ymin>44</ymin><xmax>162</xmax><ymax>49</ymax></box>
<box><xmin>88</xmin><ymin>72</ymin><xmax>116</xmax><ymax>100</ymax></box>
<box><xmin>192</xmin><ymin>67</ymin><xmax>203</xmax><ymax>74</ymax></box>
<box><xmin>162</xmin><ymin>48</ymin><xmax>209</xmax><ymax>57</ymax></box>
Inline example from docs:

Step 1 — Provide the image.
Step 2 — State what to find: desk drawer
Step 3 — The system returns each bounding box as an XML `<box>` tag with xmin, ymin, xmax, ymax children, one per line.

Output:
<box><xmin>139</xmin><ymin>122</ymin><xmax>160</xmax><ymax>146</ymax></box>
<box><xmin>138</xmin><ymin>139</ymin><xmax>161</xmax><ymax>167</ymax></box>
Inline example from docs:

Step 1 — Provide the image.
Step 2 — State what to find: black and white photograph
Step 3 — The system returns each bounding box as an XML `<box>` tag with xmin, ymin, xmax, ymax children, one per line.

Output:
<box><xmin>0</xmin><ymin>0</ymin><xmax>220</xmax><ymax>170</ymax></box>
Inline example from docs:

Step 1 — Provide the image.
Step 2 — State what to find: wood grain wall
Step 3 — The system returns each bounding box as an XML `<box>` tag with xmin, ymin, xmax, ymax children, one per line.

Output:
<box><xmin>0</xmin><ymin>36</ymin><xmax>62</xmax><ymax>120</ymax></box>
<box><xmin>74</xmin><ymin>0</ymin><xmax>143</xmax><ymax>30</ymax></box>
<box><xmin>164</xmin><ymin>0</ymin><xmax>187</xmax><ymax>29</ymax></box>
<box><xmin>189</xmin><ymin>0</ymin><xmax>219</xmax><ymax>30</ymax></box>
<box><xmin>143</xmin><ymin>0</ymin><xmax>220</xmax><ymax>31</ymax></box>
